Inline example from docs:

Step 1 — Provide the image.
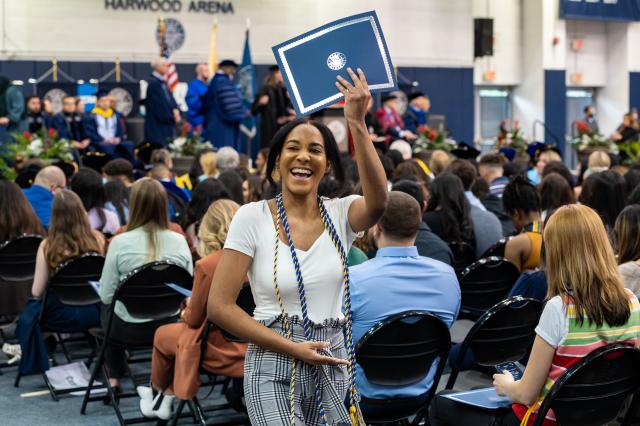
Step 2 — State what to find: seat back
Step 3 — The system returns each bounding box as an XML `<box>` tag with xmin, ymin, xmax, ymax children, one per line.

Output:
<box><xmin>480</xmin><ymin>237</ymin><xmax>511</xmax><ymax>259</ymax></box>
<box><xmin>468</xmin><ymin>296</ymin><xmax>542</xmax><ymax>365</ymax></box>
<box><xmin>0</xmin><ymin>235</ymin><xmax>43</xmax><ymax>282</ymax></box>
<box><xmin>448</xmin><ymin>241</ymin><xmax>476</xmax><ymax>275</ymax></box>
<box><xmin>221</xmin><ymin>283</ymin><xmax>255</xmax><ymax>342</ymax></box>
<box><xmin>459</xmin><ymin>256</ymin><xmax>520</xmax><ymax>315</ymax></box>
<box><xmin>114</xmin><ymin>261</ymin><xmax>193</xmax><ymax>321</ymax></box>
<box><xmin>355</xmin><ymin>311</ymin><xmax>451</xmax><ymax>388</ymax></box>
<box><xmin>48</xmin><ymin>254</ymin><xmax>105</xmax><ymax>306</ymax></box>
<box><xmin>535</xmin><ymin>344</ymin><xmax>640</xmax><ymax>426</ymax></box>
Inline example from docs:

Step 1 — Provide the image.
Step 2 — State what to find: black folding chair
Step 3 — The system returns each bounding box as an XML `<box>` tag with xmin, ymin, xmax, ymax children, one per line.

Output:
<box><xmin>14</xmin><ymin>253</ymin><xmax>105</xmax><ymax>399</ymax></box>
<box><xmin>458</xmin><ymin>256</ymin><xmax>520</xmax><ymax>318</ymax></box>
<box><xmin>448</xmin><ymin>241</ymin><xmax>476</xmax><ymax>276</ymax></box>
<box><xmin>446</xmin><ymin>296</ymin><xmax>542</xmax><ymax>389</ymax></box>
<box><xmin>0</xmin><ymin>235</ymin><xmax>43</xmax><ymax>317</ymax></box>
<box><xmin>80</xmin><ymin>261</ymin><xmax>192</xmax><ymax>425</ymax></box>
<box><xmin>533</xmin><ymin>343</ymin><xmax>640</xmax><ymax>426</ymax></box>
<box><xmin>355</xmin><ymin>311</ymin><xmax>451</xmax><ymax>425</ymax></box>
<box><xmin>171</xmin><ymin>283</ymin><xmax>255</xmax><ymax>426</ymax></box>
<box><xmin>0</xmin><ymin>235</ymin><xmax>43</xmax><ymax>373</ymax></box>
<box><xmin>479</xmin><ymin>236</ymin><xmax>512</xmax><ymax>259</ymax></box>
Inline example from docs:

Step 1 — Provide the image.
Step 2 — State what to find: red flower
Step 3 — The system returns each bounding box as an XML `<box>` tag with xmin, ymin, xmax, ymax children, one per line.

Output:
<box><xmin>22</xmin><ymin>131</ymin><xmax>31</xmax><ymax>140</ymax></box>
<box><xmin>417</xmin><ymin>124</ymin><xmax>427</xmax><ymax>134</ymax></box>
<box><xmin>47</xmin><ymin>128</ymin><xmax>56</xmax><ymax>138</ymax></box>
<box><xmin>575</xmin><ymin>120</ymin><xmax>592</xmax><ymax>135</ymax></box>
<box><xmin>182</xmin><ymin>122</ymin><xmax>191</xmax><ymax>135</ymax></box>
<box><xmin>428</xmin><ymin>129</ymin><xmax>438</xmax><ymax>140</ymax></box>
<box><xmin>194</xmin><ymin>124</ymin><xmax>202</xmax><ymax>135</ymax></box>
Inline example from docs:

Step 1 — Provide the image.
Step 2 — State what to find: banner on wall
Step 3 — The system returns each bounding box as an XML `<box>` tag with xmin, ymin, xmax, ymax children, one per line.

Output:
<box><xmin>560</xmin><ymin>0</ymin><xmax>640</xmax><ymax>22</ymax></box>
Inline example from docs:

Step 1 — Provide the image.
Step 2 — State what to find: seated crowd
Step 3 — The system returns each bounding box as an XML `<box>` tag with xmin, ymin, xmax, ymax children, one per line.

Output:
<box><xmin>1</xmin><ymin>121</ymin><xmax>640</xmax><ymax>424</ymax></box>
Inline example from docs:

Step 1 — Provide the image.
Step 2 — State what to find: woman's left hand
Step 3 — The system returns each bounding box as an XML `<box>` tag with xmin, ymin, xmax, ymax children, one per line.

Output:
<box><xmin>336</xmin><ymin>68</ymin><xmax>371</xmax><ymax>123</ymax></box>
<box><xmin>493</xmin><ymin>370</ymin><xmax>515</xmax><ymax>396</ymax></box>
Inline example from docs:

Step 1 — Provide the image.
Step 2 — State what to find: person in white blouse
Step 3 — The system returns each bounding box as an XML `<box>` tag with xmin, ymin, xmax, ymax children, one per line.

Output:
<box><xmin>207</xmin><ymin>68</ymin><xmax>388</xmax><ymax>425</ymax></box>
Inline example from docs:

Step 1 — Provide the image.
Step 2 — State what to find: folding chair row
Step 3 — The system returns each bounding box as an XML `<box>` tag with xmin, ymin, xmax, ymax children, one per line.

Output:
<box><xmin>80</xmin><ymin>260</ymin><xmax>193</xmax><ymax>426</ymax></box>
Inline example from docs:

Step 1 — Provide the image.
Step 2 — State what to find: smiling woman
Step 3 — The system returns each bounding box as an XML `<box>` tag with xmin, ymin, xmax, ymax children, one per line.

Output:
<box><xmin>207</xmin><ymin>68</ymin><xmax>388</xmax><ymax>425</ymax></box>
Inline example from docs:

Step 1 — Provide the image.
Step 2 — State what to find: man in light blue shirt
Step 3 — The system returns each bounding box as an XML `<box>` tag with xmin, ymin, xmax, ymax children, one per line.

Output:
<box><xmin>349</xmin><ymin>191</ymin><xmax>460</xmax><ymax>408</ymax></box>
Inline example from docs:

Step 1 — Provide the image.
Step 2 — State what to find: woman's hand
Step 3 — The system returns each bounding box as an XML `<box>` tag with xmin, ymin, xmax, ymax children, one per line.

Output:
<box><xmin>336</xmin><ymin>68</ymin><xmax>371</xmax><ymax>124</ymax></box>
<box><xmin>493</xmin><ymin>370</ymin><xmax>515</xmax><ymax>396</ymax></box>
<box><xmin>290</xmin><ymin>341</ymin><xmax>349</xmax><ymax>366</ymax></box>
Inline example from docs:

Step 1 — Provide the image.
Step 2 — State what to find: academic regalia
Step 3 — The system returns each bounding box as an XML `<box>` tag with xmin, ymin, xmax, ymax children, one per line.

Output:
<box><xmin>251</xmin><ymin>83</ymin><xmax>292</xmax><ymax>149</ymax></box>
<box><xmin>26</xmin><ymin>112</ymin><xmax>47</xmax><ymax>133</ymax></box>
<box><xmin>185</xmin><ymin>78</ymin><xmax>208</xmax><ymax>129</ymax></box>
<box><xmin>51</xmin><ymin>112</ymin><xmax>87</xmax><ymax>141</ymax></box>
<box><xmin>144</xmin><ymin>73</ymin><xmax>178</xmax><ymax>146</ymax></box>
<box><xmin>84</xmin><ymin>108</ymin><xmax>134</xmax><ymax>161</ymax></box>
<box><xmin>0</xmin><ymin>77</ymin><xmax>25</xmax><ymax>144</ymax></box>
<box><xmin>202</xmin><ymin>71</ymin><xmax>247</xmax><ymax>150</ymax></box>
<box><xmin>375</xmin><ymin>106</ymin><xmax>405</xmax><ymax>141</ymax></box>
<box><xmin>403</xmin><ymin>105</ymin><xmax>427</xmax><ymax>134</ymax></box>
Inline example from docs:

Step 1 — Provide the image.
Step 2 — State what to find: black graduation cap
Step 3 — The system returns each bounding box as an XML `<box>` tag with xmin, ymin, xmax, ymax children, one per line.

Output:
<box><xmin>218</xmin><ymin>59</ymin><xmax>239</xmax><ymax>68</ymax></box>
<box><xmin>268</xmin><ymin>65</ymin><xmax>280</xmax><ymax>72</ymax></box>
<box><xmin>134</xmin><ymin>141</ymin><xmax>163</xmax><ymax>165</ymax></box>
<box><xmin>52</xmin><ymin>160</ymin><xmax>78</xmax><ymax>180</ymax></box>
<box><xmin>499</xmin><ymin>147</ymin><xmax>516</xmax><ymax>162</ymax></box>
<box><xmin>451</xmin><ymin>141</ymin><xmax>480</xmax><ymax>160</ymax></box>
<box><xmin>14</xmin><ymin>164</ymin><xmax>42</xmax><ymax>189</ymax></box>
<box><xmin>407</xmin><ymin>92</ymin><xmax>426</xmax><ymax>102</ymax></box>
<box><xmin>381</xmin><ymin>92</ymin><xmax>398</xmax><ymax>103</ymax></box>
<box><xmin>81</xmin><ymin>151</ymin><xmax>112</xmax><ymax>173</ymax></box>
<box><xmin>95</xmin><ymin>89</ymin><xmax>110</xmax><ymax>99</ymax></box>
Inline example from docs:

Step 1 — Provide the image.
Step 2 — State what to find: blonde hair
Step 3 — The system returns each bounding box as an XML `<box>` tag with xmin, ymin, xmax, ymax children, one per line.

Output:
<box><xmin>197</xmin><ymin>199</ymin><xmax>240</xmax><ymax>257</ymax></box>
<box><xmin>429</xmin><ymin>150</ymin><xmax>451</xmax><ymax>176</ymax></box>
<box><xmin>588</xmin><ymin>150</ymin><xmax>610</xmax><ymax>170</ymax></box>
<box><xmin>200</xmin><ymin>152</ymin><xmax>218</xmax><ymax>178</ymax></box>
<box><xmin>544</xmin><ymin>204</ymin><xmax>630</xmax><ymax>327</ymax></box>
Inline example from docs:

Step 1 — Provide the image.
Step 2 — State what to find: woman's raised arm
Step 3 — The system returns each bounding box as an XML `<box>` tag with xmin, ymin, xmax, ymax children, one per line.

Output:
<box><xmin>335</xmin><ymin>68</ymin><xmax>388</xmax><ymax>232</ymax></box>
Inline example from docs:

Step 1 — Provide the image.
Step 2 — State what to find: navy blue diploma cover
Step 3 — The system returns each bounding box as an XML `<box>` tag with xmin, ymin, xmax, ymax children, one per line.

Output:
<box><xmin>272</xmin><ymin>11</ymin><xmax>397</xmax><ymax>116</ymax></box>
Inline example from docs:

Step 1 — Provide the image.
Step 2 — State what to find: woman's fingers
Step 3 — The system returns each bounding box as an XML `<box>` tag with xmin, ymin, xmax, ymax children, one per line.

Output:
<box><xmin>336</xmin><ymin>74</ymin><xmax>355</xmax><ymax>92</ymax></box>
<box><xmin>335</xmin><ymin>81</ymin><xmax>349</xmax><ymax>96</ymax></box>
<box><xmin>313</xmin><ymin>354</ymin><xmax>349</xmax><ymax>366</ymax></box>
<box><xmin>356</xmin><ymin>68</ymin><xmax>369</xmax><ymax>90</ymax></box>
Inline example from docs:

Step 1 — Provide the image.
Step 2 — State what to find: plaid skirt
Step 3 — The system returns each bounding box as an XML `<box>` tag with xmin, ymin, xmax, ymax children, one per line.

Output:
<box><xmin>244</xmin><ymin>315</ymin><xmax>351</xmax><ymax>426</ymax></box>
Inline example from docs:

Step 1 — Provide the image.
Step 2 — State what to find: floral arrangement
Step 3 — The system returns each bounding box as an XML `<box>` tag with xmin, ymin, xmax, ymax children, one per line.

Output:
<box><xmin>571</xmin><ymin>120</ymin><xmax>616</xmax><ymax>152</ymax></box>
<box><xmin>6</xmin><ymin>128</ymin><xmax>74</xmax><ymax>168</ymax></box>
<box><xmin>412</xmin><ymin>124</ymin><xmax>455</xmax><ymax>153</ymax></box>
<box><xmin>497</xmin><ymin>119</ymin><xmax>528</xmax><ymax>151</ymax></box>
<box><xmin>169</xmin><ymin>123</ymin><xmax>212</xmax><ymax>156</ymax></box>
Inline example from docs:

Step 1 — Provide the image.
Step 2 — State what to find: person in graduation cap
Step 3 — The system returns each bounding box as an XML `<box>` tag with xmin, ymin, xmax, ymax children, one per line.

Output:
<box><xmin>202</xmin><ymin>59</ymin><xmax>249</xmax><ymax>151</ymax></box>
<box><xmin>375</xmin><ymin>92</ymin><xmax>417</xmax><ymax>145</ymax></box>
<box><xmin>84</xmin><ymin>90</ymin><xmax>134</xmax><ymax>161</ymax></box>
<box><xmin>145</xmin><ymin>58</ymin><xmax>181</xmax><ymax>146</ymax></box>
<box><xmin>403</xmin><ymin>91</ymin><xmax>430</xmax><ymax>134</ymax></box>
<box><xmin>51</xmin><ymin>95</ymin><xmax>91</xmax><ymax>152</ymax></box>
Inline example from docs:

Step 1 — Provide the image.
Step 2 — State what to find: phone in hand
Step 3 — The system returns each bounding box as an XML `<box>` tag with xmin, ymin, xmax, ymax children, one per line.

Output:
<box><xmin>495</xmin><ymin>361</ymin><xmax>524</xmax><ymax>380</ymax></box>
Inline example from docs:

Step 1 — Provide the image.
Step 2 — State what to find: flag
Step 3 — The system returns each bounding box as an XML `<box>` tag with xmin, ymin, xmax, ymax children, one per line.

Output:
<box><xmin>208</xmin><ymin>19</ymin><xmax>218</xmax><ymax>77</ymax></box>
<box><xmin>158</xmin><ymin>19</ymin><xmax>179</xmax><ymax>92</ymax></box>
<box><xmin>237</xmin><ymin>29</ymin><xmax>257</xmax><ymax>140</ymax></box>
<box><xmin>161</xmin><ymin>43</ymin><xmax>179</xmax><ymax>92</ymax></box>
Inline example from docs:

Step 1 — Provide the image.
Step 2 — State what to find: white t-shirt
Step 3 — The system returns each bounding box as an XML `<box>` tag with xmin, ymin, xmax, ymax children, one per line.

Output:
<box><xmin>224</xmin><ymin>195</ymin><xmax>361</xmax><ymax>323</ymax></box>
<box><xmin>535</xmin><ymin>296</ymin><xmax>567</xmax><ymax>348</ymax></box>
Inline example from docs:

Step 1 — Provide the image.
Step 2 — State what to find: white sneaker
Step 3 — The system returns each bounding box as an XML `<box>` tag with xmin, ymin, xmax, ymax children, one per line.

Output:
<box><xmin>2</xmin><ymin>343</ymin><xmax>21</xmax><ymax>357</ymax></box>
<box><xmin>136</xmin><ymin>386</ymin><xmax>174</xmax><ymax>420</ymax></box>
<box><xmin>137</xmin><ymin>386</ymin><xmax>157</xmax><ymax>418</ymax></box>
<box><xmin>155</xmin><ymin>394</ymin><xmax>175</xmax><ymax>420</ymax></box>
